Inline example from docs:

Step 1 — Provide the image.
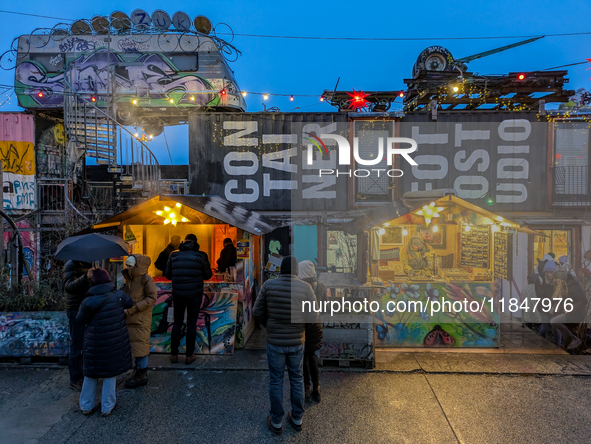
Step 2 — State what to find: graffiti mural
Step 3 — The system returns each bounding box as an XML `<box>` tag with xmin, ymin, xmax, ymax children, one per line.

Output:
<box><xmin>0</xmin><ymin>312</ymin><xmax>69</xmax><ymax>357</ymax></box>
<box><xmin>374</xmin><ymin>281</ymin><xmax>500</xmax><ymax>348</ymax></box>
<box><xmin>37</xmin><ymin>124</ymin><xmax>66</xmax><ymax>178</ymax></box>
<box><xmin>150</xmin><ymin>285</ymin><xmax>238</xmax><ymax>355</ymax></box>
<box><xmin>0</xmin><ymin>114</ymin><xmax>35</xmax><ymax>211</ymax></box>
<box><xmin>13</xmin><ymin>33</ymin><xmax>247</xmax><ymax>112</ymax></box>
<box><xmin>3</xmin><ymin>221</ymin><xmax>38</xmax><ymax>280</ymax></box>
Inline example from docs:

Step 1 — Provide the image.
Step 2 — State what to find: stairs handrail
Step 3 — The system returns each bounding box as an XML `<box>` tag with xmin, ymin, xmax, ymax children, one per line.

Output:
<box><xmin>62</xmin><ymin>71</ymin><xmax>160</xmax><ymax>167</ymax></box>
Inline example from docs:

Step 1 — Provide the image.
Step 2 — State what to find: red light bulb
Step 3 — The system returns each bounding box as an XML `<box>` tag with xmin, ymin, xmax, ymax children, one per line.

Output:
<box><xmin>290</xmin><ymin>95</ymin><xmax>294</xmax><ymax>101</ymax></box>
<box><xmin>220</xmin><ymin>89</ymin><xmax>227</xmax><ymax>96</ymax></box>
<box><xmin>518</xmin><ymin>73</ymin><xmax>526</xmax><ymax>80</ymax></box>
<box><xmin>398</xmin><ymin>91</ymin><xmax>405</xmax><ymax>98</ymax></box>
<box><xmin>37</xmin><ymin>91</ymin><xmax>44</xmax><ymax>98</ymax></box>
<box><xmin>90</xmin><ymin>96</ymin><xmax>96</xmax><ymax>102</ymax></box>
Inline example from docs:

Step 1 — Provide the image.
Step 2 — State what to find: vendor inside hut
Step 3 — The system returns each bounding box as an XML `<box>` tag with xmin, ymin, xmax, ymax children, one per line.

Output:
<box><xmin>400</xmin><ymin>235</ymin><xmax>435</xmax><ymax>276</ymax></box>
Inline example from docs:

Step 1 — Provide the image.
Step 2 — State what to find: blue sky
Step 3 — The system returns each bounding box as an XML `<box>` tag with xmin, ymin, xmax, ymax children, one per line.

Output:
<box><xmin>1</xmin><ymin>0</ymin><xmax>590</xmax><ymax>164</ymax></box>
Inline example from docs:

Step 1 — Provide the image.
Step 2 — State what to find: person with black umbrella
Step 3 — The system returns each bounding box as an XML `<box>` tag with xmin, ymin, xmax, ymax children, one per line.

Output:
<box><xmin>62</xmin><ymin>260</ymin><xmax>92</xmax><ymax>391</ymax></box>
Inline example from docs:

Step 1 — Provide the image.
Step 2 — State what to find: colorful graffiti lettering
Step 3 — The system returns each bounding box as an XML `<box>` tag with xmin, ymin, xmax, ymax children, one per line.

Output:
<box><xmin>150</xmin><ymin>289</ymin><xmax>238</xmax><ymax>355</ymax></box>
<box><xmin>16</xmin><ymin>49</ymin><xmax>215</xmax><ymax>107</ymax></box>
<box><xmin>0</xmin><ymin>140</ymin><xmax>35</xmax><ymax>211</ymax></box>
<box><xmin>0</xmin><ymin>312</ymin><xmax>69</xmax><ymax>357</ymax></box>
<box><xmin>374</xmin><ymin>281</ymin><xmax>500</xmax><ymax>347</ymax></box>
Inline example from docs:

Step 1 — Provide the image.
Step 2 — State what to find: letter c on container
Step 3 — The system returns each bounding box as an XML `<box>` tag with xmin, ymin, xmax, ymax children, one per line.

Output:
<box><xmin>225</xmin><ymin>180</ymin><xmax>259</xmax><ymax>203</ymax></box>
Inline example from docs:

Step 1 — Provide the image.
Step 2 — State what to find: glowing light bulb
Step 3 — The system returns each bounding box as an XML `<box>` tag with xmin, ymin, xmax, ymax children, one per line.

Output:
<box><xmin>320</xmin><ymin>97</ymin><xmax>324</xmax><ymax>102</ymax></box>
<box><xmin>433</xmin><ymin>213</ymin><xmax>439</xmax><ymax>218</ymax></box>
<box><xmin>181</xmin><ymin>217</ymin><xmax>188</xmax><ymax>222</ymax></box>
<box><xmin>37</xmin><ymin>91</ymin><xmax>44</xmax><ymax>98</ymax></box>
<box><xmin>453</xmin><ymin>86</ymin><xmax>459</xmax><ymax>92</ymax></box>
<box><xmin>290</xmin><ymin>95</ymin><xmax>294</xmax><ymax>101</ymax></box>
<box><xmin>149</xmin><ymin>135</ymin><xmax>153</xmax><ymax>139</ymax></box>
<box><xmin>402</xmin><ymin>229</ymin><xmax>408</xmax><ymax>236</ymax></box>
<box><xmin>423</xmin><ymin>205</ymin><xmax>428</xmax><ymax>210</ymax></box>
<box><xmin>378</xmin><ymin>228</ymin><xmax>386</xmax><ymax>236</ymax></box>
<box><xmin>432</xmin><ymin>225</ymin><xmax>439</xmax><ymax>232</ymax></box>
<box><xmin>426</xmin><ymin>209</ymin><xmax>433</xmax><ymax>215</ymax></box>
<box><xmin>175</xmin><ymin>202</ymin><xmax>181</xmax><ymax>208</ymax></box>
<box><xmin>429</xmin><ymin>202</ymin><xmax>435</xmax><ymax>207</ymax></box>
<box><xmin>171</xmin><ymin>220</ymin><xmax>177</xmax><ymax>226</ymax></box>
<box><xmin>384</xmin><ymin>223</ymin><xmax>390</xmax><ymax>227</ymax></box>
<box><xmin>164</xmin><ymin>206</ymin><xmax>170</xmax><ymax>212</ymax></box>
<box><xmin>497</xmin><ymin>216</ymin><xmax>503</xmax><ymax>222</ymax></box>
<box><xmin>398</xmin><ymin>91</ymin><xmax>405</xmax><ymax>98</ymax></box>
<box><xmin>417</xmin><ymin>210</ymin><xmax>423</xmax><ymax>216</ymax></box>
<box><xmin>169</xmin><ymin>213</ymin><xmax>175</xmax><ymax>219</ymax></box>
<box><xmin>491</xmin><ymin>225</ymin><xmax>499</xmax><ymax>232</ymax></box>
<box><xmin>169</xmin><ymin>98</ymin><xmax>174</xmax><ymax>104</ymax></box>
<box><xmin>263</xmin><ymin>94</ymin><xmax>269</xmax><ymax>100</ymax></box>
<box><xmin>156</xmin><ymin>211</ymin><xmax>162</xmax><ymax>216</ymax></box>
<box><xmin>465</xmin><ymin>225</ymin><xmax>471</xmax><ymax>232</ymax></box>
<box><xmin>134</xmin><ymin>133</ymin><xmax>139</xmax><ymax>138</ymax></box>
<box><xmin>241</xmin><ymin>91</ymin><xmax>247</xmax><ymax>97</ymax></box>
<box><xmin>132</xmin><ymin>99</ymin><xmax>137</xmax><ymax>105</ymax></box>
<box><xmin>426</xmin><ymin>218</ymin><xmax>432</xmax><ymax>224</ymax></box>
<box><xmin>190</xmin><ymin>96</ymin><xmax>195</xmax><ymax>101</ymax></box>
<box><xmin>437</xmin><ymin>207</ymin><xmax>443</xmax><ymax>212</ymax></box>
<box><xmin>164</xmin><ymin>219</ymin><xmax>171</xmax><ymax>225</ymax></box>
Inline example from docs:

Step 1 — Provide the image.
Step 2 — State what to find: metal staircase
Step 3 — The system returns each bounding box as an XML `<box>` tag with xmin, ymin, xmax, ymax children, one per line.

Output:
<box><xmin>63</xmin><ymin>66</ymin><xmax>161</xmax><ymax>208</ymax></box>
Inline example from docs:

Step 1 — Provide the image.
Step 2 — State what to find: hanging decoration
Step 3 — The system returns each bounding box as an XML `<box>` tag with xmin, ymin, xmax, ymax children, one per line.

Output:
<box><xmin>154</xmin><ymin>202</ymin><xmax>190</xmax><ymax>226</ymax></box>
<box><xmin>346</xmin><ymin>89</ymin><xmax>371</xmax><ymax>111</ymax></box>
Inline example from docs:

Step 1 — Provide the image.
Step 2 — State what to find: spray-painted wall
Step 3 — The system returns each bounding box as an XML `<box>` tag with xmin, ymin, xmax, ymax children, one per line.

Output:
<box><xmin>0</xmin><ymin>113</ymin><xmax>35</xmax><ymax>211</ymax></box>
<box><xmin>15</xmin><ymin>35</ymin><xmax>244</xmax><ymax>112</ymax></box>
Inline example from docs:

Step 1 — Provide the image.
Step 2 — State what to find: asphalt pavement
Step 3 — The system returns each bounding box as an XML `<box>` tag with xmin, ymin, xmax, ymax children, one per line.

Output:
<box><xmin>2</xmin><ymin>352</ymin><xmax>591</xmax><ymax>444</ymax></box>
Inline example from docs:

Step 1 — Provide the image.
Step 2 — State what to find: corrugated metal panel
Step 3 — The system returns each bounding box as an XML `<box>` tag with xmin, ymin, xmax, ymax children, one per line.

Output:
<box><xmin>399</xmin><ymin>111</ymin><xmax>548</xmax><ymax>212</ymax></box>
<box><xmin>0</xmin><ymin>113</ymin><xmax>34</xmax><ymax>143</ymax></box>
<box><xmin>189</xmin><ymin>112</ymin><xmax>349</xmax><ymax>211</ymax></box>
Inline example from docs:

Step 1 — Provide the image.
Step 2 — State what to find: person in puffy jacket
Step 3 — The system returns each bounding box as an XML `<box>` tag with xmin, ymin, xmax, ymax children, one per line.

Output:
<box><xmin>298</xmin><ymin>260</ymin><xmax>324</xmax><ymax>403</ymax></box>
<box><xmin>122</xmin><ymin>254</ymin><xmax>158</xmax><ymax>388</ymax></box>
<box><xmin>165</xmin><ymin>234</ymin><xmax>212</xmax><ymax>365</ymax></box>
<box><xmin>62</xmin><ymin>260</ymin><xmax>92</xmax><ymax>391</ymax></box>
<box><xmin>216</xmin><ymin>238</ymin><xmax>237</xmax><ymax>273</ymax></box>
<box><xmin>76</xmin><ymin>268</ymin><xmax>133</xmax><ymax>417</ymax></box>
<box><xmin>253</xmin><ymin>256</ymin><xmax>318</xmax><ymax>435</ymax></box>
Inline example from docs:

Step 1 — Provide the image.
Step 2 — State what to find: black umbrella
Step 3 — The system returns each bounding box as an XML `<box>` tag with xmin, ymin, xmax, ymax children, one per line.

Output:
<box><xmin>54</xmin><ymin>233</ymin><xmax>130</xmax><ymax>262</ymax></box>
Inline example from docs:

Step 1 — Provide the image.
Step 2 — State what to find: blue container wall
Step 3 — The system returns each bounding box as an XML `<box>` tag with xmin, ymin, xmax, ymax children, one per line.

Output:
<box><xmin>293</xmin><ymin>225</ymin><xmax>318</xmax><ymax>264</ymax></box>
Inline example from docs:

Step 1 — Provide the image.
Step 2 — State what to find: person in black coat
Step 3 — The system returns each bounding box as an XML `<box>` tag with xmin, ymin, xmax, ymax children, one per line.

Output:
<box><xmin>154</xmin><ymin>235</ymin><xmax>181</xmax><ymax>274</ymax></box>
<box><xmin>62</xmin><ymin>260</ymin><xmax>92</xmax><ymax>391</ymax></box>
<box><xmin>216</xmin><ymin>238</ymin><xmax>237</xmax><ymax>273</ymax></box>
<box><xmin>298</xmin><ymin>260</ymin><xmax>324</xmax><ymax>403</ymax></box>
<box><xmin>76</xmin><ymin>268</ymin><xmax>133</xmax><ymax>416</ymax></box>
<box><xmin>165</xmin><ymin>234</ymin><xmax>213</xmax><ymax>365</ymax></box>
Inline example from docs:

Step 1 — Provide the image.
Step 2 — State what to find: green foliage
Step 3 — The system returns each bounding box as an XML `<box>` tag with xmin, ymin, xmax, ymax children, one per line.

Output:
<box><xmin>0</xmin><ymin>275</ymin><xmax>66</xmax><ymax>312</ymax></box>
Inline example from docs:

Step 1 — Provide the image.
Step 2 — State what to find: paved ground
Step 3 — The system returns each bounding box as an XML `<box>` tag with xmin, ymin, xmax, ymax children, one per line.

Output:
<box><xmin>3</xmin><ymin>352</ymin><xmax>591</xmax><ymax>444</ymax></box>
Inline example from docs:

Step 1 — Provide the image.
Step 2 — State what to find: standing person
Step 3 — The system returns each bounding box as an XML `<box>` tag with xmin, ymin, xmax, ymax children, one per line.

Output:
<box><xmin>62</xmin><ymin>260</ymin><xmax>92</xmax><ymax>391</ymax></box>
<box><xmin>549</xmin><ymin>269</ymin><xmax>585</xmax><ymax>350</ymax></box>
<box><xmin>521</xmin><ymin>273</ymin><xmax>542</xmax><ymax>332</ymax></box>
<box><xmin>76</xmin><ymin>269</ymin><xmax>133</xmax><ymax>417</ymax></box>
<box><xmin>254</xmin><ymin>256</ymin><xmax>318</xmax><ymax>435</ymax></box>
<box><xmin>165</xmin><ymin>234</ymin><xmax>212</xmax><ymax>365</ymax></box>
<box><xmin>535</xmin><ymin>260</ymin><xmax>558</xmax><ymax>338</ymax></box>
<box><xmin>216</xmin><ymin>238</ymin><xmax>237</xmax><ymax>273</ymax></box>
<box><xmin>154</xmin><ymin>235</ymin><xmax>181</xmax><ymax>274</ymax></box>
<box><xmin>298</xmin><ymin>260</ymin><xmax>325</xmax><ymax>403</ymax></box>
<box><xmin>122</xmin><ymin>254</ymin><xmax>158</xmax><ymax>388</ymax></box>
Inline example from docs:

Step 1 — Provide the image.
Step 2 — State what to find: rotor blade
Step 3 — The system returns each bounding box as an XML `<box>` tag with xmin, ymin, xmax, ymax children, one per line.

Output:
<box><xmin>456</xmin><ymin>36</ymin><xmax>544</xmax><ymax>64</ymax></box>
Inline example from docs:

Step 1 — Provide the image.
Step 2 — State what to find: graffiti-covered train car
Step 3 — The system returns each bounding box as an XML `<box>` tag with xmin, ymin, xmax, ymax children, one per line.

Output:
<box><xmin>14</xmin><ymin>33</ymin><xmax>245</xmax><ymax>127</ymax></box>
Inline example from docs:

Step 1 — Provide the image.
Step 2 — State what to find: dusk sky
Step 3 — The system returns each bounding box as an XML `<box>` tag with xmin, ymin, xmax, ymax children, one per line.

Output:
<box><xmin>1</xmin><ymin>0</ymin><xmax>590</xmax><ymax>164</ymax></box>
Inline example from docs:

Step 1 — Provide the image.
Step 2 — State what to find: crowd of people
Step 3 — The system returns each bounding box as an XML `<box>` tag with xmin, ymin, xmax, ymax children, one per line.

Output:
<box><xmin>521</xmin><ymin>252</ymin><xmax>588</xmax><ymax>351</ymax></box>
<box><xmin>62</xmin><ymin>234</ymin><xmax>325</xmax><ymax>431</ymax></box>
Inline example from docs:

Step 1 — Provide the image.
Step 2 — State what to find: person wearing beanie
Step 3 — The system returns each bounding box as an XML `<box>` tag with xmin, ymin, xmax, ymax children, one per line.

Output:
<box><xmin>253</xmin><ymin>256</ymin><xmax>319</xmax><ymax>435</ymax></box>
<box><xmin>521</xmin><ymin>273</ymin><xmax>542</xmax><ymax>329</ymax></box>
<box><xmin>76</xmin><ymin>269</ymin><xmax>133</xmax><ymax>416</ymax></box>
<box><xmin>298</xmin><ymin>260</ymin><xmax>324</xmax><ymax>403</ymax></box>
<box><xmin>548</xmin><ymin>270</ymin><xmax>585</xmax><ymax>351</ymax></box>
<box><xmin>62</xmin><ymin>260</ymin><xmax>92</xmax><ymax>391</ymax></box>
<box><xmin>122</xmin><ymin>254</ymin><xmax>158</xmax><ymax>388</ymax></box>
<box><xmin>165</xmin><ymin>234</ymin><xmax>212</xmax><ymax>365</ymax></box>
<box><xmin>154</xmin><ymin>235</ymin><xmax>181</xmax><ymax>274</ymax></box>
<box><xmin>216</xmin><ymin>238</ymin><xmax>238</xmax><ymax>274</ymax></box>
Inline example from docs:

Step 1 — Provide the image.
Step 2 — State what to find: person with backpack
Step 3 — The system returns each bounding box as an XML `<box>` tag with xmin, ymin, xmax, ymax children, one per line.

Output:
<box><xmin>122</xmin><ymin>254</ymin><xmax>158</xmax><ymax>388</ymax></box>
<box><xmin>165</xmin><ymin>234</ymin><xmax>213</xmax><ymax>365</ymax></box>
<box><xmin>298</xmin><ymin>260</ymin><xmax>325</xmax><ymax>403</ymax></box>
<box><xmin>76</xmin><ymin>269</ymin><xmax>133</xmax><ymax>417</ymax></box>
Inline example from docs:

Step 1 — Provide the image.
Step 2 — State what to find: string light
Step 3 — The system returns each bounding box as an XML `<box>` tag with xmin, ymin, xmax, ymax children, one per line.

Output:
<box><xmin>241</xmin><ymin>91</ymin><xmax>247</xmax><ymax>97</ymax></box>
<box><xmin>169</xmin><ymin>98</ymin><xmax>174</xmax><ymax>104</ymax></box>
<box><xmin>290</xmin><ymin>95</ymin><xmax>294</xmax><ymax>101</ymax></box>
<box><xmin>263</xmin><ymin>94</ymin><xmax>269</xmax><ymax>100</ymax></box>
<box><xmin>132</xmin><ymin>99</ymin><xmax>137</xmax><ymax>105</ymax></box>
<box><xmin>190</xmin><ymin>96</ymin><xmax>195</xmax><ymax>101</ymax></box>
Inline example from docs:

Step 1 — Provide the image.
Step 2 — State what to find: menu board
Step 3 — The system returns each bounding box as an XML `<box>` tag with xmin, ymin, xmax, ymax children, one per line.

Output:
<box><xmin>493</xmin><ymin>232</ymin><xmax>513</xmax><ymax>281</ymax></box>
<box><xmin>460</xmin><ymin>226</ymin><xmax>490</xmax><ymax>268</ymax></box>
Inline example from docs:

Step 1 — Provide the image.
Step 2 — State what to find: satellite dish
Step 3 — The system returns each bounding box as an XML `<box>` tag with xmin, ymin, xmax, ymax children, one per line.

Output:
<box><xmin>110</xmin><ymin>11</ymin><xmax>131</xmax><ymax>30</ymax></box>
<box><xmin>172</xmin><ymin>11</ymin><xmax>191</xmax><ymax>31</ymax></box>
<box><xmin>194</xmin><ymin>16</ymin><xmax>212</xmax><ymax>35</ymax></box>
<box><xmin>152</xmin><ymin>10</ymin><xmax>171</xmax><ymax>31</ymax></box>
<box><xmin>91</xmin><ymin>16</ymin><xmax>110</xmax><ymax>34</ymax></box>
<box><xmin>71</xmin><ymin>20</ymin><xmax>92</xmax><ymax>35</ymax></box>
<box><xmin>131</xmin><ymin>9</ymin><xmax>151</xmax><ymax>28</ymax></box>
